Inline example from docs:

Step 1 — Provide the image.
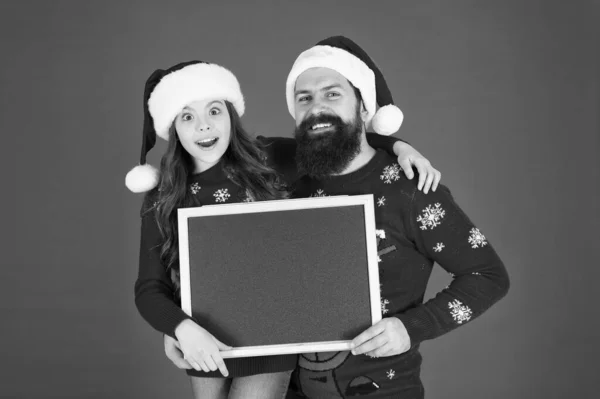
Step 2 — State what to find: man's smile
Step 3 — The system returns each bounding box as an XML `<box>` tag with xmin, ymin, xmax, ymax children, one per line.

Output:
<box><xmin>308</xmin><ymin>122</ymin><xmax>335</xmax><ymax>134</ymax></box>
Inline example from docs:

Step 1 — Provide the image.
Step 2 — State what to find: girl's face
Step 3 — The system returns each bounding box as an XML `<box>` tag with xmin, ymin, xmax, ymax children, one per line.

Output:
<box><xmin>174</xmin><ymin>99</ymin><xmax>231</xmax><ymax>173</ymax></box>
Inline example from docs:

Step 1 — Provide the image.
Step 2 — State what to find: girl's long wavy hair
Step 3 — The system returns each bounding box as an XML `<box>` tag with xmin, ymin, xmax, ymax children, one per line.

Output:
<box><xmin>149</xmin><ymin>101</ymin><xmax>289</xmax><ymax>293</ymax></box>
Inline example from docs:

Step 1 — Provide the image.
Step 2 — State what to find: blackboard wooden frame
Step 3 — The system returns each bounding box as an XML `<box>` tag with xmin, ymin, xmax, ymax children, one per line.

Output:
<box><xmin>177</xmin><ymin>195</ymin><xmax>381</xmax><ymax>358</ymax></box>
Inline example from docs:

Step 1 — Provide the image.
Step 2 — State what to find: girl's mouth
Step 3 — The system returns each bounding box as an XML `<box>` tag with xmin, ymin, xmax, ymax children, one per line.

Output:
<box><xmin>196</xmin><ymin>137</ymin><xmax>219</xmax><ymax>149</ymax></box>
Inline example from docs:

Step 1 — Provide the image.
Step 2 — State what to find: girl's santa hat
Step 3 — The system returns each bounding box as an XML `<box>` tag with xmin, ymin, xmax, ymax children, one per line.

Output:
<box><xmin>125</xmin><ymin>61</ymin><xmax>245</xmax><ymax>193</ymax></box>
<box><xmin>286</xmin><ymin>35</ymin><xmax>403</xmax><ymax>135</ymax></box>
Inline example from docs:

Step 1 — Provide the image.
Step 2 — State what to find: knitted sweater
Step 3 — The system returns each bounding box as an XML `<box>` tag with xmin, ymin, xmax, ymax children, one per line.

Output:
<box><xmin>290</xmin><ymin>150</ymin><xmax>510</xmax><ymax>398</ymax></box>
<box><xmin>134</xmin><ymin>133</ymin><xmax>403</xmax><ymax>378</ymax></box>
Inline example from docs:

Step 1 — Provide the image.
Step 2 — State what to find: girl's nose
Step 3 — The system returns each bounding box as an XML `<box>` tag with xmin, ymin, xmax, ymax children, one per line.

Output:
<box><xmin>196</xmin><ymin>121</ymin><xmax>212</xmax><ymax>132</ymax></box>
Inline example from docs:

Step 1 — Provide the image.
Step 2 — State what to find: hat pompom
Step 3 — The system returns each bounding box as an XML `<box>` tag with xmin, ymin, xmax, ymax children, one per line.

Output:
<box><xmin>125</xmin><ymin>164</ymin><xmax>160</xmax><ymax>193</ymax></box>
<box><xmin>371</xmin><ymin>104</ymin><xmax>404</xmax><ymax>135</ymax></box>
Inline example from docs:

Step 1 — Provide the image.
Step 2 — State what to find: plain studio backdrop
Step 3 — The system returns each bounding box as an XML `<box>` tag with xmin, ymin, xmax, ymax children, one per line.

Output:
<box><xmin>2</xmin><ymin>1</ymin><xmax>598</xmax><ymax>398</ymax></box>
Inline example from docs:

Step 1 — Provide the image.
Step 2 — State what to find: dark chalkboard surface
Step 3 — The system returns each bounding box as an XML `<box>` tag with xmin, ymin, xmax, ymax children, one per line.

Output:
<box><xmin>177</xmin><ymin>195</ymin><xmax>381</xmax><ymax>358</ymax></box>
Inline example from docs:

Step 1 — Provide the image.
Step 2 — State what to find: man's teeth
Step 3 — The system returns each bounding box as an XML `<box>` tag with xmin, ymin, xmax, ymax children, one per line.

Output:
<box><xmin>311</xmin><ymin>123</ymin><xmax>332</xmax><ymax>130</ymax></box>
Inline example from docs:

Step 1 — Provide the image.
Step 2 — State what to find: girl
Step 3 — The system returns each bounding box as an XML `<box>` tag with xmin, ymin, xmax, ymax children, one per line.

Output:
<box><xmin>126</xmin><ymin>60</ymin><xmax>440</xmax><ymax>399</ymax></box>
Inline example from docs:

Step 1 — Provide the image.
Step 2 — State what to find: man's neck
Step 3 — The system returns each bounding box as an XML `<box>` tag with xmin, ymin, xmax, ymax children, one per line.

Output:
<box><xmin>330</xmin><ymin>135</ymin><xmax>376</xmax><ymax>176</ymax></box>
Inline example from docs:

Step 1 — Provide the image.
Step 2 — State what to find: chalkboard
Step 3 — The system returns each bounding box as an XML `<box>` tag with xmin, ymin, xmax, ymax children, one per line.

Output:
<box><xmin>177</xmin><ymin>195</ymin><xmax>381</xmax><ymax>358</ymax></box>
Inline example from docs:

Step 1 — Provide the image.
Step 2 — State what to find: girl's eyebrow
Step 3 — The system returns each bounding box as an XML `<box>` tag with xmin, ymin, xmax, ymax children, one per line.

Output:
<box><xmin>181</xmin><ymin>100</ymin><xmax>223</xmax><ymax>113</ymax></box>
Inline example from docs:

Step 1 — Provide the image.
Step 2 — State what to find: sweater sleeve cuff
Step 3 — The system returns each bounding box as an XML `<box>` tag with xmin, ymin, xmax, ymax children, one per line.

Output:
<box><xmin>164</xmin><ymin>309</ymin><xmax>194</xmax><ymax>339</ymax></box>
<box><xmin>393</xmin><ymin>309</ymin><xmax>440</xmax><ymax>348</ymax></box>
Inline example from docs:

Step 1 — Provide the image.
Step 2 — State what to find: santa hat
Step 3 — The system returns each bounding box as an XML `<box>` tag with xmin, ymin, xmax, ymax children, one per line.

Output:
<box><xmin>286</xmin><ymin>35</ymin><xmax>403</xmax><ymax>135</ymax></box>
<box><xmin>125</xmin><ymin>61</ymin><xmax>245</xmax><ymax>193</ymax></box>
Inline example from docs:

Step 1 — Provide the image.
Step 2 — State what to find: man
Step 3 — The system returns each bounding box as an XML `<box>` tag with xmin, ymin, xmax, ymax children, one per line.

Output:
<box><xmin>283</xmin><ymin>36</ymin><xmax>510</xmax><ymax>398</ymax></box>
<box><xmin>158</xmin><ymin>36</ymin><xmax>494</xmax><ymax>396</ymax></box>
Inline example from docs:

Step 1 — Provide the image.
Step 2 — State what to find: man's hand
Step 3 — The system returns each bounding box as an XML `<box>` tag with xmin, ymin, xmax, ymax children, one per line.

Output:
<box><xmin>393</xmin><ymin>141</ymin><xmax>441</xmax><ymax>194</ymax></box>
<box><xmin>350</xmin><ymin>317</ymin><xmax>411</xmax><ymax>358</ymax></box>
<box><xmin>164</xmin><ymin>334</ymin><xmax>192</xmax><ymax>369</ymax></box>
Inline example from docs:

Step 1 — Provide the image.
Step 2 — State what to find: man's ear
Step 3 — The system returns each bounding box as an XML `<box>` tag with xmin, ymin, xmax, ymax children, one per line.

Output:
<box><xmin>359</xmin><ymin>101</ymin><xmax>369</xmax><ymax>123</ymax></box>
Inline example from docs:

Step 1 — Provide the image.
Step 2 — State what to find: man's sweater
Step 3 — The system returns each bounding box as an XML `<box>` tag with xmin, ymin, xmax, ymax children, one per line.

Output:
<box><xmin>291</xmin><ymin>150</ymin><xmax>510</xmax><ymax>398</ymax></box>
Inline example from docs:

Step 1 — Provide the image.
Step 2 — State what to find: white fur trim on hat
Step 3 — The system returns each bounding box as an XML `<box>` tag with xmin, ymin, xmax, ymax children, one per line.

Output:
<box><xmin>125</xmin><ymin>164</ymin><xmax>159</xmax><ymax>193</ymax></box>
<box><xmin>370</xmin><ymin>104</ymin><xmax>404</xmax><ymax>135</ymax></box>
<box><xmin>286</xmin><ymin>45</ymin><xmax>376</xmax><ymax>121</ymax></box>
<box><xmin>148</xmin><ymin>63</ymin><xmax>245</xmax><ymax>140</ymax></box>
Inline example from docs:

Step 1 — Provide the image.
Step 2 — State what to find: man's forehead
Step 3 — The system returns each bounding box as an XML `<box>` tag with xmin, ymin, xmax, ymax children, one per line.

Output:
<box><xmin>295</xmin><ymin>67</ymin><xmax>351</xmax><ymax>92</ymax></box>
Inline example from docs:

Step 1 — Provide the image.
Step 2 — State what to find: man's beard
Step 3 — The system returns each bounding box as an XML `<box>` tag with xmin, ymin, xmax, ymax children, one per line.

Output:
<box><xmin>294</xmin><ymin>107</ymin><xmax>363</xmax><ymax>179</ymax></box>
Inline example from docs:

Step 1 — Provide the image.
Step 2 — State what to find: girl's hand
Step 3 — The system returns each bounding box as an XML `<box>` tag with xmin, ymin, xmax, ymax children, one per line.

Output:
<box><xmin>164</xmin><ymin>334</ymin><xmax>192</xmax><ymax>369</ymax></box>
<box><xmin>174</xmin><ymin>319</ymin><xmax>232</xmax><ymax>377</ymax></box>
<box><xmin>393</xmin><ymin>141</ymin><xmax>442</xmax><ymax>194</ymax></box>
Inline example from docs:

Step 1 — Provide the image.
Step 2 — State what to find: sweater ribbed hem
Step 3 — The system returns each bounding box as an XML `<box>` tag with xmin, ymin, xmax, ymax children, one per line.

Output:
<box><xmin>186</xmin><ymin>354</ymin><xmax>298</xmax><ymax>378</ymax></box>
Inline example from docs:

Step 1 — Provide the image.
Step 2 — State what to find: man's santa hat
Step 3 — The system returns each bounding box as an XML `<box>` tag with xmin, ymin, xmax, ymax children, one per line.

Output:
<box><xmin>286</xmin><ymin>35</ymin><xmax>403</xmax><ymax>135</ymax></box>
<box><xmin>125</xmin><ymin>60</ymin><xmax>244</xmax><ymax>193</ymax></box>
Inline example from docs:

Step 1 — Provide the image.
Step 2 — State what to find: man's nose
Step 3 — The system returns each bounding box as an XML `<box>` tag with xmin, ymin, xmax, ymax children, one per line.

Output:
<box><xmin>307</xmin><ymin>101</ymin><xmax>329</xmax><ymax>117</ymax></box>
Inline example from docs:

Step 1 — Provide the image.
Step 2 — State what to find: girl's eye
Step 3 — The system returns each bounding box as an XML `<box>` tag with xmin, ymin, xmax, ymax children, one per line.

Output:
<box><xmin>181</xmin><ymin>113</ymin><xmax>193</xmax><ymax>121</ymax></box>
<box><xmin>209</xmin><ymin>108</ymin><xmax>221</xmax><ymax>116</ymax></box>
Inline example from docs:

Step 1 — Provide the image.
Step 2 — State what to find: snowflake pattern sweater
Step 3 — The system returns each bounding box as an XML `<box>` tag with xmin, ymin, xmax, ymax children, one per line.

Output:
<box><xmin>290</xmin><ymin>150</ymin><xmax>510</xmax><ymax>399</ymax></box>
<box><xmin>134</xmin><ymin>134</ymin><xmax>403</xmax><ymax>379</ymax></box>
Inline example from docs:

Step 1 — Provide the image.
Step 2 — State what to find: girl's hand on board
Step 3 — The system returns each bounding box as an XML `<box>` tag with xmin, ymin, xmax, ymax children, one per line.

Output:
<box><xmin>164</xmin><ymin>334</ymin><xmax>192</xmax><ymax>369</ymax></box>
<box><xmin>174</xmin><ymin>319</ymin><xmax>232</xmax><ymax>377</ymax></box>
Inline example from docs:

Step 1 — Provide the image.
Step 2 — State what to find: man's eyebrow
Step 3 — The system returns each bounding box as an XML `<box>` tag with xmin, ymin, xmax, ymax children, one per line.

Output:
<box><xmin>321</xmin><ymin>84</ymin><xmax>344</xmax><ymax>91</ymax></box>
<box><xmin>294</xmin><ymin>84</ymin><xmax>344</xmax><ymax>96</ymax></box>
<box><xmin>294</xmin><ymin>89</ymin><xmax>311</xmax><ymax>96</ymax></box>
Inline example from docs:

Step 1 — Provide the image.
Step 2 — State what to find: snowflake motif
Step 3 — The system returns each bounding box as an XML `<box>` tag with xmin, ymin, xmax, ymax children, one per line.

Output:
<box><xmin>381</xmin><ymin>298</ymin><xmax>390</xmax><ymax>314</ymax></box>
<box><xmin>311</xmin><ymin>189</ymin><xmax>328</xmax><ymax>197</ymax></box>
<box><xmin>468</xmin><ymin>227</ymin><xmax>488</xmax><ymax>248</ymax></box>
<box><xmin>190</xmin><ymin>182</ymin><xmax>201</xmax><ymax>194</ymax></box>
<box><xmin>417</xmin><ymin>203</ymin><xmax>445</xmax><ymax>230</ymax></box>
<box><xmin>433</xmin><ymin>242</ymin><xmax>445</xmax><ymax>252</ymax></box>
<box><xmin>375</xmin><ymin>229</ymin><xmax>386</xmax><ymax>240</ymax></box>
<box><xmin>377</xmin><ymin>196</ymin><xmax>386</xmax><ymax>207</ymax></box>
<box><xmin>380</xmin><ymin>163</ymin><xmax>402</xmax><ymax>184</ymax></box>
<box><xmin>448</xmin><ymin>299</ymin><xmax>472</xmax><ymax>324</ymax></box>
<box><xmin>213</xmin><ymin>188</ymin><xmax>231</xmax><ymax>203</ymax></box>
<box><xmin>386</xmin><ymin>369</ymin><xmax>396</xmax><ymax>380</ymax></box>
